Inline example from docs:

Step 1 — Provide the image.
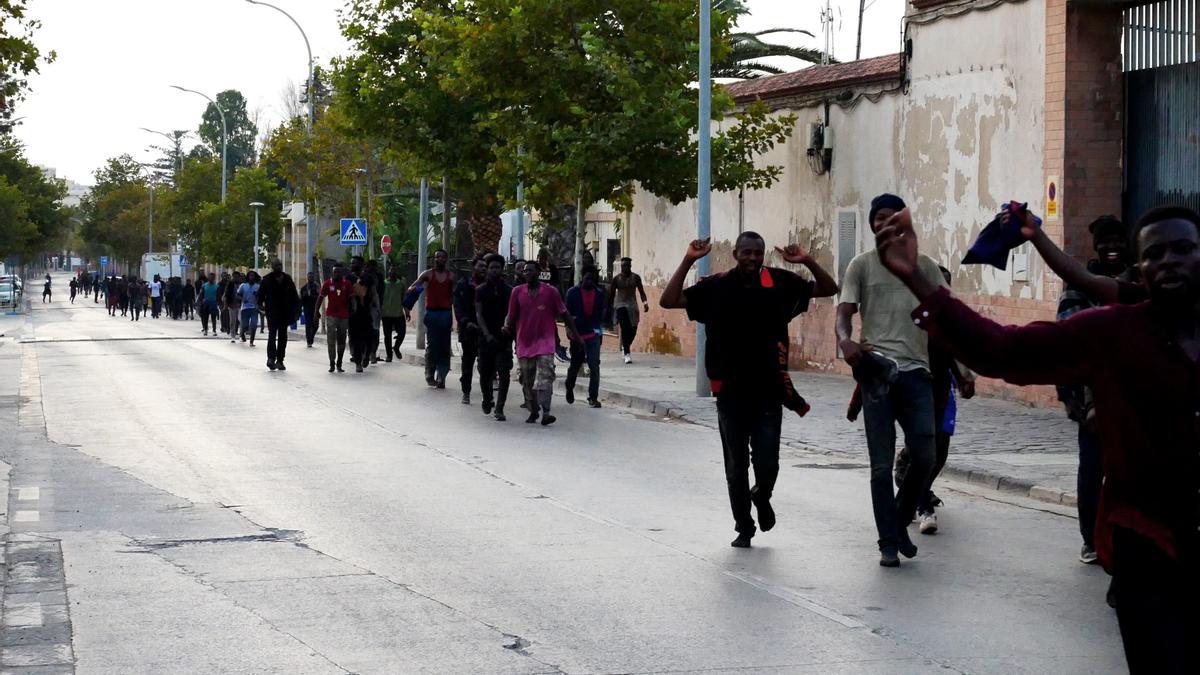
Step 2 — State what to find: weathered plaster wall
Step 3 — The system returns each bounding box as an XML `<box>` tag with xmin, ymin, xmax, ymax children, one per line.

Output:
<box><xmin>622</xmin><ymin>0</ymin><xmax>1059</xmax><ymax>406</ymax></box>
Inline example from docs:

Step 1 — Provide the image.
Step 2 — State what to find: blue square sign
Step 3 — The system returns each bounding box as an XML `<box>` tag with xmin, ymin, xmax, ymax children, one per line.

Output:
<box><xmin>340</xmin><ymin>218</ymin><xmax>368</xmax><ymax>246</ymax></box>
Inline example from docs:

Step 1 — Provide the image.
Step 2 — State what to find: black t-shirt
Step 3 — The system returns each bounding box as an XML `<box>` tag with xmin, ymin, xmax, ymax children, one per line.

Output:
<box><xmin>475</xmin><ymin>280</ymin><xmax>513</xmax><ymax>336</ymax></box>
<box><xmin>684</xmin><ymin>267</ymin><xmax>814</xmax><ymax>402</ymax></box>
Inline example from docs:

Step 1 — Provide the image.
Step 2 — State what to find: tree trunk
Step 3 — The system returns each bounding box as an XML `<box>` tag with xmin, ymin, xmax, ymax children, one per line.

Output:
<box><xmin>574</xmin><ymin>186</ymin><xmax>586</xmax><ymax>285</ymax></box>
<box><xmin>457</xmin><ymin>198</ymin><xmax>503</xmax><ymax>256</ymax></box>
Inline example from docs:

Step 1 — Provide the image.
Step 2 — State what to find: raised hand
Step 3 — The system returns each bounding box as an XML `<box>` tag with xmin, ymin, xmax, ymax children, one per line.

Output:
<box><xmin>874</xmin><ymin>208</ymin><xmax>918</xmax><ymax>281</ymax></box>
<box><xmin>1004</xmin><ymin>203</ymin><xmax>1043</xmax><ymax>241</ymax></box>
<box><xmin>684</xmin><ymin>237</ymin><xmax>712</xmax><ymax>262</ymax></box>
<box><xmin>775</xmin><ymin>244</ymin><xmax>813</xmax><ymax>265</ymax></box>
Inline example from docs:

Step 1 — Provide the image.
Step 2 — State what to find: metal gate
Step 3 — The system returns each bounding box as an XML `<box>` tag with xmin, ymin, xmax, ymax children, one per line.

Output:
<box><xmin>1123</xmin><ymin>0</ymin><xmax>1200</xmax><ymax>222</ymax></box>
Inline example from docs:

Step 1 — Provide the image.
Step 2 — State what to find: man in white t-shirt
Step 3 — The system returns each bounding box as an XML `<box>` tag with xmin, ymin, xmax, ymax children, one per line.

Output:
<box><xmin>149</xmin><ymin>275</ymin><xmax>163</xmax><ymax>318</ymax></box>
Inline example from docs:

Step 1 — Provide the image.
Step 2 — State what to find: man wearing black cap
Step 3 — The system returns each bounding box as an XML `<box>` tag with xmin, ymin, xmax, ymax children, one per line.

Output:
<box><xmin>836</xmin><ymin>193</ymin><xmax>948</xmax><ymax>567</ymax></box>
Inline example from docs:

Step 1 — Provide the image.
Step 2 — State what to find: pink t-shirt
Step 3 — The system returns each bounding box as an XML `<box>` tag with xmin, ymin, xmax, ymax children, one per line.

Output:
<box><xmin>508</xmin><ymin>283</ymin><xmax>566</xmax><ymax>358</ymax></box>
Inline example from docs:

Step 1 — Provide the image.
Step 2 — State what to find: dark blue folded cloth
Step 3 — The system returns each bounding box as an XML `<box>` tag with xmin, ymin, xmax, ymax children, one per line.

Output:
<box><xmin>962</xmin><ymin>201</ymin><xmax>1039</xmax><ymax>270</ymax></box>
<box><xmin>402</xmin><ymin>283</ymin><xmax>424</xmax><ymax>311</ymax></box>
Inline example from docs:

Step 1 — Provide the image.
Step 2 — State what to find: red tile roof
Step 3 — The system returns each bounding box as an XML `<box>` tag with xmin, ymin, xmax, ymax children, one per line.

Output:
<box><xmin>723</xmin><ymin>53</ymin><xmax>904</xmax><ymax>103</ymax></box>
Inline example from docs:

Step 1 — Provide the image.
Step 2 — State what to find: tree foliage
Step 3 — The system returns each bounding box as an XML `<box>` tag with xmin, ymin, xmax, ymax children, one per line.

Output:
<box><xmin>714</xmin><ymin>0</ymin><xmax>831</xmax><ymax>80</ymax></box>
<box><xmin>0</xmin><ymin>137</ymin><xmax>67</xmax><ymax>257</ymax></box>
<box><xmin>78</xmin><ymin>155</ymin><xmax>152</xmax><ymax>265</ymax></box>
<box><xmin>194</xmin><ymin>166</ymin><xmax>288</xmax><ymax>268</ymax></box>
<box><xmin>0</xmin><ymin>0</ymin><xmax>55</xmax><ymax>124</ymax></box>
<box><xmin>195</xmin><ymin>90</ymin><xmax>258</xmax><ymax>173</ymax></box>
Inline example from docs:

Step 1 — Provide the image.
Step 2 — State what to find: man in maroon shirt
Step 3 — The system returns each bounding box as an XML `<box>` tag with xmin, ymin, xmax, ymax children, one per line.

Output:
<box><xmin>320</xmin><ymin>265</ymin><xmax>354</xmax><ymax>373</ymax></box>
<box><xmin>875</xmin><ymin>205</ymin><xmax>1200</xmax><ymax>674</ymax></box>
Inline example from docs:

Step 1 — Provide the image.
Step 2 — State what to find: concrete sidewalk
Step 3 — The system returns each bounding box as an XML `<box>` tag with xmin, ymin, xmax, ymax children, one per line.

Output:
<box><xmin>290</xmin><ymin>322</ymin><xmax>1081</xmax><ymax>509</ymax></box>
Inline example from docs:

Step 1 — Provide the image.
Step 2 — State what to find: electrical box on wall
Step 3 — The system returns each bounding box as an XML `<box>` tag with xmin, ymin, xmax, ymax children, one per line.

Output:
<box><xmin>1012</xmin><ymin>247</ymin><xmax>1030</xmax><ymax>283</ymax></box>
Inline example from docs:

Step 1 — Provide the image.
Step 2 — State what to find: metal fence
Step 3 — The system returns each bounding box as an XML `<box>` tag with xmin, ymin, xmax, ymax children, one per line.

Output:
<box><xmin>1124</xmin><ymin>0</ymin><xmax>1198</xmax><ymax>72</ymax></box>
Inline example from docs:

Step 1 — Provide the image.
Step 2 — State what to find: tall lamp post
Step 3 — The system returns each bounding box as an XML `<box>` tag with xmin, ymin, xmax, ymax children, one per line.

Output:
<box><xmin>245</xmin><ymin>0</ymin><xmax>316</xmax><ymax>276</ymax></box>
<box><xmin>354</xmin><ymin>167</ymin><xmax>367</xmax><ymax>257</ymax></box>
<box><xmin>250</xmin><ymin>202</ymin><xmax>265</xmax><ymax>269</ymax></box>
<box><xmin>170</xmin><ymin>85</ymin><xmax>226</xmax><ymax>203</ymax></box>
<box><xmin>695</xmin><ymin>0</ymin><xmax>713</xmax><ymax>397</ymax></box>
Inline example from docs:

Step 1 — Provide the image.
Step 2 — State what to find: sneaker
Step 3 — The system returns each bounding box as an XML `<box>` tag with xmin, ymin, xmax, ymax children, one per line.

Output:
<box><xmin>623</xmin><ymin>354</ymin><xmax>633</xmax><ymax>364</ymax></box>
<box><xmin>277</xmin><ymin>363</ymin><xmax>286</xmax><ymax>371</ymax></box>
<box><xmin>918</xmin><ymin>511</ymin><xmax>938</xmax><ymax>535</ymax></box>
<box><xmin>329</xmin><ymin>363</ymin><xmax>335</xmax><ymax>373</ymax></box>
<box><xmin>1079</xmin><ymin>544</ymin><xmax>1099</xmax><ymax>565</ymax></box>
<box><xmin>426</xmin><ymin>376</ymin><xmax>436</xmax><ymax>387</ymax></box>
<box><xmin>461</xmin><ymin>393</ymin><xmax>470</xmax><ymax>405</ymax></box>
<box><xmin>355</xmin><ymin>364</ymin><xmax>364</xmax><ymax>373</ymax></box>
<box><xmin>267</xmin><ymin>360</ymin><xmax>277</xmax><ymax>371</ymax></box>
<box><xmin>525</xmin><ymin>411</ymin><xmax>540</xmax><ymax>424</ymax></box>
<box><xmin>898</xmin><ymin>529</ymin><xmax>918</xmax><ymax>559</ymax></box>
<box><xmin>494</xmin><ymin>409</ymin><xmax>507</xmax><ymax>422</ymax></box>
<box><xmin>565</xmin><ymin>389</ymin><xmax>575</xmax><ymax>405</ymax></box>
<box><xmin>482</xmin><ymin>400</ymin><xmax>494</xmax><ymax>415</ymax></box>
<box><xmin>540</xmin><ymin>414</ymin><xmax>557</xmax><ymax>426</ymax></box>
<box><xmin>385</xmin><ymin>356</ymin><xmax>393</xmax><ymax>362</ymax></box>
<box><xmin>435</xmin><ymin>376</ymin><xmax>446</xmax><ymax>389</ymax></box>
<box><xmin>337</xmin><ymin>364</ymin><xmax>345</xmax><ymax>373</ymax></box>
<box><xmin>587</xmin><ymin>399</ymin><xmax>601</xmax><ymax>408</ymax></box>
<box><xmin>879</xmin><ymin>548</ymin><xmax>901</xmax><ymax>567</ymax></box>
<box><xmin>750</xmin><ymin>486</ymin><xmax>775</xmax><ymax>532</ymax></box>
<box><xmin>730</xmin><ymin>532</ymin><xmax>753</xmax><ymax>548</ymax></box>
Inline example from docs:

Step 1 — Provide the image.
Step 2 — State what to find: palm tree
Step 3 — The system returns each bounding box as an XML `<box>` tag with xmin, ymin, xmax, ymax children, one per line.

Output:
<box><xmin>714</xmin><ymin>0</ymin><xmax>833</xmax><ymax>80</ymax></box>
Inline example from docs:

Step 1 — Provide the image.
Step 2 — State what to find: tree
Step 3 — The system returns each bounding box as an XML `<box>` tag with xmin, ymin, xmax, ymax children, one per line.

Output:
<box><xmin>335</xmin><ymin>0</ymin><xmax>504</xmax><ymax>255</ymax></box>
<box><xmin>156</xmin><ymin>156</ymin><xmax>221</xmax><ymax>261</ymax></box>
<box><xmin>78</xmin><ymin>155</ymin><xmax>153</xmax><ymax>265</ymax></box>
<box><xmin>0</xmin><ymin>176</ymin><xmax>36</xmax><ymax>258</ymax></box>
<box><xmin>0</xmin><ymin>136</ymin><xmax>68</xmax><ymax>253</ymax></box>
<box><xmin>0</xmin><ymin>0</ymin><xmax>55</xmax><ymax>125</ymax></box>
<box><xmin>419</xmin><ymin>0</ymin><xmax>795</xmax><ymax>275</ymax></box>
<box><xmin>196</xmin><ymin>90</ymin><xmax>258</xmax><ymax>173</ymax></box>
<box><xmin>194</xmin><ymin>167</ymin><xmax>287</xmax><ymax>268</ymax></box>
<box><xmin>713</xmin><ymin>0</ymin><xmax>830</xmax><ymax>80</ymax></box>
<box><xmin>145</xmin><ymin>131</ymin><xmax>191</xmax><ymax>185</ymax></box>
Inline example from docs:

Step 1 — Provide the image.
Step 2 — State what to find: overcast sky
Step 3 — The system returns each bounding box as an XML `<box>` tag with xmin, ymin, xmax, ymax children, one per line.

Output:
<box><xmin>14</xmin><ymin>0</ymin><xmax>905</xmax><ymax>186</ymax></box>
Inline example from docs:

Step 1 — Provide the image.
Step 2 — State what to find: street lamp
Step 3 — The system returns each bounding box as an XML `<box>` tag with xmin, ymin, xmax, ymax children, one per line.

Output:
<box><xmin>250</xmin><ymin>202</ymin><xmax>265</xmax><ymax>269</ymax></box>
<box><xmin>354</xmin><ymin>167</ymin><xmax>367</xmax><ymax>257</ymax></box>
<box><xmin>696</xmin><ymin>0</ymin><xmax>713</xmax><ymax>397</ymax></box>
<box><xmin>245</xmin><ymin>0</ymin><xmax>316</xmax><ymax>276</ymax></box>
<box><xmin>170</xmin><ymin>85</ymin><xmax>226</xmax><ymax>204</ymax></box>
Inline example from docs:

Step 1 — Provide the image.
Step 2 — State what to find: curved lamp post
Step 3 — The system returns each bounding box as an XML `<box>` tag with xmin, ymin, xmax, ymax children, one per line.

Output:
<box><xmin>245</xmin><ymin>0</ymin><xmax>316</xmax><ymax>275</ymax></box>
<box><xmin>170</xmin><ymin>85</ymin><xmax>226</xmax><ymax>204</ymax></box>
<box><xmin>139</xmin><ymin>127</ymin><xmax>190</xmax><ymax>179</ymax></box>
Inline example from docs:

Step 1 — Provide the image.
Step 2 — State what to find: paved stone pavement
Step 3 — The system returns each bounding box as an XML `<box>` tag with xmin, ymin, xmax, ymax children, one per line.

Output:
<box><xmin>346</xmin><ymin>323</ymin><xmax>1083</xmax><ymax>508</ymax></box>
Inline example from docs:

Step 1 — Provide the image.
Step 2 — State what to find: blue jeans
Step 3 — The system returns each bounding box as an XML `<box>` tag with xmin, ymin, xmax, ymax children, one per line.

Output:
<box><xmin>240</xmin><ymin>307</ymin><xmax>258</xmax><ymax>335</ymax></box>
<box><xmin>424</xmin><ymin>309</ymin><xmax>452</xmax><ymax>381</ymax></box>
<box><xmin>565</xmin><ymin>335</ymin><xmax>602</xmax><ymax>401</ymax></box>
<box><xmin>717</xmin><ymin>398</ymin><xmax>782</xmax><ymax>535</ymax></box>
<box><xmin>862</xmin><ymin>369</ymin><xmax>936</xmax><ymax>551</ymax></box>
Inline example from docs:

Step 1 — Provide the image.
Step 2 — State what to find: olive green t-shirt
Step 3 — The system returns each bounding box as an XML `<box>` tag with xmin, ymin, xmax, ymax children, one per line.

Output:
<box><xmin>840</xmin><ymin>250</ymin><xmax>947</xmax><ymax>372</ymax></box>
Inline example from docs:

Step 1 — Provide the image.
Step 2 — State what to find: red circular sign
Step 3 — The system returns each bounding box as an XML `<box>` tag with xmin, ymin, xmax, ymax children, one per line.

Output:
<box><xmin>380</xmin><ymin>235</ymin><xmax>392</xmax><ymax>255</ymax></box>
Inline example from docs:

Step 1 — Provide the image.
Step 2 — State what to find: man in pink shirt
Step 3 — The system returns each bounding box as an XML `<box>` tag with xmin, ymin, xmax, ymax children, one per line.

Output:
<box><xmin>503</xmin><ymin>260</ymin><xmax>581</xmax><ymax>426</ymax></box>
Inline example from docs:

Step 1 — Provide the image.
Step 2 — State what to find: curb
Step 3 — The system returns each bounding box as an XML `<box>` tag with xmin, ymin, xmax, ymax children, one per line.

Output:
<box><xmin>287</xmin><ymin>327</ymin><xmax>1079</xmax><ymax>510</ymax></box>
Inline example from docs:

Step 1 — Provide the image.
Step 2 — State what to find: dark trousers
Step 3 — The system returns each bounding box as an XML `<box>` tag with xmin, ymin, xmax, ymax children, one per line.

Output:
<box><xmin>424</xmin><ymin>309</ymin><xmax>453</xmax><ymax>381</ymax></box>
<box><xmin>1112</xmin><ymin>529</ymin><xmax>1198</xmax><ymax>674</ymax></box>
<box><xmin>565</xmin><ymin>335</ymin><xmax>602</xmax><ymax>401</ymax></box>
<box><xmin>460</xmin><ymin>333</ymin><xmax>479</xmax><ymax>394</ymax></box>
<box><xmin>266</xmin><ymin>319</ymin><xmax>289</xmax><ymax>365</ymax></box>
<box><xmin>1077</xmin><ymin>424</ymin><xmax>1103</xmax><ymax>548</ymax></box>
<box><xmin>382</xmin><ymin>316</ymin><xmax>405</xmax><ymax>359</ymax></box>
<box><xmin>862</xmin><ymin>369</ymin><xmax>935</xmax><ymax>551</ymax></box>
<box><xmin>478</xmin><ymin>339</ymin><xmax>513</xmax><ymax>411</ymax></box>
<box><xmin>151</xmin><ymin>296</ymin><xmax>161</xmax><ymax>317</ymax></box>
<box><xmin>716</xmin><ymin>398</ymin><xmax>782</xmax><ymax>535</ymax></box>
<box><xmin>201</xmin><ymin>303</ymin><xmax>219</xmax><ymax>332</ymax></box>
<box><xmin>615</xmin><ymin>307</ymin><xmax>637</xmax><ymax>355</ymax></box>
<box><xmin>303</xmin><ymin>309</ymin><xmax>319</xmax><ymax>346</ymax></box>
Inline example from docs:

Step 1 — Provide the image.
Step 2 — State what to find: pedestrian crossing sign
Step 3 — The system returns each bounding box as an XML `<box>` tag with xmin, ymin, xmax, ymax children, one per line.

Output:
<box><xmin>340</xmin><ymin>218</ymin><xmax>368</xmax><ymax>246</ymax></box>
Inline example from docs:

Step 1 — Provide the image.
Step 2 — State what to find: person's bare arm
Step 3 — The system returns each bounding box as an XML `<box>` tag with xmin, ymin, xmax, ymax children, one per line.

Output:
<box><xmin>659</xmin><ymin>238</ymin><xmax>712</xmax><ymax>309</ymax></box>
<box><xmin>835</xmin><ymin>302</ymin><xmax>866</xmax><ymax>367</ymax></box>
<box><xmin>1017</xmin><ymin>210</ymin><xmax>1120</xmax><ymax>304</ymax></box>
<box><xmin>636</xmin><ymin>275</ymin><xmax>649</xmax><ymax>311</ymax></box>
<box><xmin>559</xmin><ymin>311</ymin><xmax>581</xmax><ymax>343</ymax></box>
<box><xmin>407</xmin><ymin>270</ymin><xmax>431</xmax><ymax>294</ymax></box>
<box><xmin>776</xmin><ymin>244</ymin><xmax>838</xmax><ymax>298</ymax></box>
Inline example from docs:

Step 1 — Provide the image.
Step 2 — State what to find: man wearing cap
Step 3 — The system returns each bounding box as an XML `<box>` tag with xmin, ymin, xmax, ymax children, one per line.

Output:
<box><xmin>836</xmin><ymin>193</ymin><xmax>948</xmax><ymax>567</ymax></box>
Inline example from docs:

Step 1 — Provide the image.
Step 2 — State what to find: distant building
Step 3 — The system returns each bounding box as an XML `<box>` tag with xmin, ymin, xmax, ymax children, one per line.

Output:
<box><xmin>38</xmin><ymin>166</ymin><xmax>89</xmax><ymax>209</ymax></box>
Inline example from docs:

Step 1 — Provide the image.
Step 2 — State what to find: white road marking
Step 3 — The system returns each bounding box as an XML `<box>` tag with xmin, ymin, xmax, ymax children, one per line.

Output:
<box><xmin>3</xmin><ymin>603</ymin><xmax>44</xmax><ymax>628</ymax></box>
<box><xmin>16</xmin><ymin>487</ymin><xmax>40</xmax><ymax>501</ymax></box>
<box><xmin>13</xmin><ymin>510</ymin><xmax>40</xmax><ymax>522</ymax></box>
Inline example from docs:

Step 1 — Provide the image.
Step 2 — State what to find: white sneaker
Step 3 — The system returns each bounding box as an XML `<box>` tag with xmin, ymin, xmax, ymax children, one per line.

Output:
<box><xmin>623</xmin><ymin>354</ymin><xmax>633</xmax><ymax>364</ymax></box>
<box><xmin>918</xmin><ymin>511</ymin><xmax>938</xmax><ymax>535</ymax></box>
<box><xmin>1079</xmin><ymin>544</ymin><xmax>1099</xmax><ymax>564</ymax></box>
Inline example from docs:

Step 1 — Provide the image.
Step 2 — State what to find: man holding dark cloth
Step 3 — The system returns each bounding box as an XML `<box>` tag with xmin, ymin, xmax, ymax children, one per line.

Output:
<box><xmin>258</xmin><ymin>259</ymin><xmax>301</xmax><ymax>371</ymax></box>
<box><xmin>660</xmin><ymin>231</ymin><xmax>838</xmax><ymax>548</ymax></box>
<box><xmin>455</xmin><ymin>255</ymin><xmax>487</xmax><ymax>405</ymax></box>
<box><xmin>874</xmin><ymin>204</ymin><xmax>1200</xmax><ymax>674</ymax></box>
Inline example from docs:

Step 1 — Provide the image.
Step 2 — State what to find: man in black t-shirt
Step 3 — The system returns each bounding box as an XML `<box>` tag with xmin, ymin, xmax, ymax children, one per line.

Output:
<box><xmin>475</xmin><ymin>254</ymin><xmax>515</xmax><ymax>421</ymax></box>
<box><xmin>661</xmin><ymin>231</ymin><xmax>839</xmax><ymax>547</ymax></box>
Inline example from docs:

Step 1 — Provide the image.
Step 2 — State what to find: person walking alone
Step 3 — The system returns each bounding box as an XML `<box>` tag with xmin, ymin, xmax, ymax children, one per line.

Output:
<box><xmin>503</xmin><ymin>260</ymin><xmax>581</xmax><ymax>426</ymax></box>
<box><xmin>42</xmin><ymin>274</ymin><xmax>51</xmax><ymax>303</ymax></box>
<box><xmin>127</xmin><ymin>276</ymin><xmax>143</xmax><ymax>321</ymax></box>
<box><xmin>237</xmin><ymin>271</ymin><xmax>261</xmax><ymax>345</ymax></box>
<box><xmin>149</xmin><ymin>275</ymin><xmax>163</xmax><ymax>318</ymax></box>
<box><xmin>69</xmin><ymin>277</ymin><xmax>77</xmax><ymax>303</ymax></box>
<box><xmin>299</xmin><ymin>272</ymin><xmax>321</xmax><ymax>348</ymax></box>
<box><xmin>455</xmin><ymin>255</ymin><xmax>487</xmax><ymax>404</ymax></box>
<box><xmin>609</xmin><ymin>257</ymin><xmax>649</xmax><ymax>364</ymax></box>
<box><xmin>380</xmin><ymin>268</ymin><xmax>408</xmax><ymax>362</ymax></box>
<box><xmin>660</xmin><ymin>232</ymin><xmax>838</xmax><ymax>548</ymax></box>
<box><xmin>199</xmin><ymin>273</ymin><xmax>220</xmax><ymax>336</ymax></box>
<box><xmin>259</xmin><ymin>260</ymin><xmax>300</xmax><ymax>371</ymax></box>
<box><xmin>564</xmin><ymin>267</ymin><xmax>607</xmax><ymax>408</ymax></box>
<box><xmin>475</xmin><ymin>254</ymin><xmax>514</xmax><ymax>421</ymax></box>
<box><xmin>409</xmin><ymin>249</ymin><xmax>454</xmax><ymax>388</ymax></box>
<box><xmin>320</xmin><ymin>266</ymin><xmax>353</xmax><ymax>373</ymax></box>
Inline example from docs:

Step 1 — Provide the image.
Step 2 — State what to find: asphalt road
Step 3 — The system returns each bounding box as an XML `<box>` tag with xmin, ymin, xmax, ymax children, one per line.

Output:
<box><xmin>0</xmin><ymin>283</ymin><xmax>1124</xmax><ymax>674</ymax></box>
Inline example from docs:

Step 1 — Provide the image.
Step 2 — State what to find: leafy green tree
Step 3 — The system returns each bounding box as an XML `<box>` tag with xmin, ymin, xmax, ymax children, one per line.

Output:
<box><xmin>194</xmin><ymin>90</ymin><xmax>258</xmax><ymax>173</ymax></box>
<box><xmin>156</xmin><ymin>156</ymin><xmax>221</xmax><ymax>261</ymax></box>
<box><xmin>0</xmin><ymin>176</ymin><xmax>37</xmax><ymax>257</ymax></box>
<box><xmin>194</xmin><ymin>166</ymin><xmax>287</xmax><ymax>268</ymax></box>
<box><xmin>0</xmin><ymin>0</ymin><xmax>55</xmax><ymax>125</ymax></box>
<box><xmin>0</xmin><ymin>136</ymin><xmax>68</xmax><ymax>253</ymax></box>
<box><xmin>78</xmin><ymin>155</ymin><xmax>154</xmax><ymax>265</ymax></box>
<box><xmin>418</xmin><ymin>0</ymin><xmax>795</xmax><ymax>274</ymax></box>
